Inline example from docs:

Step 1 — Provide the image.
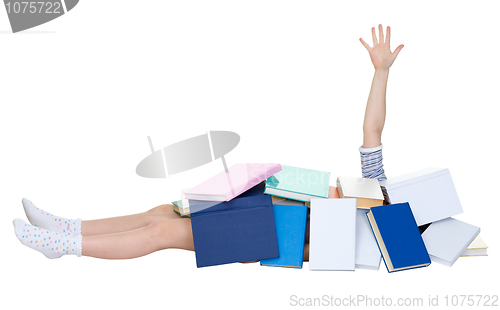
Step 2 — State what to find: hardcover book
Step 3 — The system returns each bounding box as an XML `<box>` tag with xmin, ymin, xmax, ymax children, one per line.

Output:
<box><xmin>355</xmin><ymin>209</ymin><xmax>381</xmax><ymax>270</ymax></box>
<box><xmin>366</xmin><ymin>202</ymin><xmax>431</xmax><ymax>273</ymax></box>
<box><xmin>421</xmin><ymin>217</ymin><xmax>480</xmax><ymax>266</ymax></box>
<box><xmin>172</xmin><ymin>203</ymin><xmax>190</xmax><ymax>218</ymax></box>
<box><xmin>337</xmin><ymin>176</ymin><xmax>384</xmax><ymax>209</ymax></box>
<box><xmin>379</xmin><ymin>168</ymin><xmax>463</xmax><ymax>226</ymax></box>
<box><xmin>264</xmin><ymin>165</ymin><xmax>330</xmax><ymax>202</ymax></box>
<box><xmin>175</xmin><ymin>181</ymin><xmax>268</xmax><ymax>216</ymax></box>
<box><xmin>184</xmin><ymin>163</ymin><xmax>281</xmax><ymax>201</ymax></box>
<box><xmin>461</xmin><ymin>235</ymin><xmax>488</xmax><ymax>257</ymax></box>
<box><xmin>190</xmin><ymin>195</ymin><xmax>279</xmax><ymax>268</ymax></box>
<box><xmin>260</xmin><ymin>204</ymin><xmax>308</xmax><ymax>268</ymax></box>
<box><xmin>309</xmin><ymin>198</ymin><xmax>357</xmax><ymax>271</ymax></box>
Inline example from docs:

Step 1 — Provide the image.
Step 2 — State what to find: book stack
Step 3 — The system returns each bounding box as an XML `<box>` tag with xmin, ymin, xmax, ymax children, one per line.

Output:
<box><xmin>173</xmin><ymin>163</ymin><xmax>485</xmax><ymax>271</ymax></box>
<box><xmin>380</xmin><ymin>168</ymin><xmax>485</xmax><ymax>267</ymax></box>
<box><xmin>182</xmin><ymin>163</ymin><xmax>282</xmax><ymax>268</ymax></box>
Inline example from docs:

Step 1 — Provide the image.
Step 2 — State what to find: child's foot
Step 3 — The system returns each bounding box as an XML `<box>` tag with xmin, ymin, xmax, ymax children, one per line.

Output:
<box><xmin>22</xmin><ymin>198</ymin><xmax>81</xmax><ymax>236</ymax></box>
<box><xmin>13</xmin><ymin>219</ymin><xmax>82</xmax><ymax>259</ymax></box>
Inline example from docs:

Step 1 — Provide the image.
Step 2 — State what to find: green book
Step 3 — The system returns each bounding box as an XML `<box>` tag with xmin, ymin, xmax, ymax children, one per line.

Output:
<box><xmin>264</xmin><ymin>165</ymin><xmax>330</xmax><ymax>202</ymax></box>
<box><xmin>172</xmin><ymin>200</ymin><xmax>191</xmax><ymax>217</ymax></box>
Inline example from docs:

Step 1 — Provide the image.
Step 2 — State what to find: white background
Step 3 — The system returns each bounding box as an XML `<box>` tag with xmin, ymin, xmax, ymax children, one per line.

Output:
<box><xmin>1</xmin><ymin>1</ymin><xmax>499</xmax><ymax>309</ymax></box>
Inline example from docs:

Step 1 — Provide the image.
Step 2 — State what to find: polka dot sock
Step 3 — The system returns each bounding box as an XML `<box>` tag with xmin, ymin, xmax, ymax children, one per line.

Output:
<box><xmin>22</xmin><ymin>198</ymin><xmax>81</xmax><ymax>236</ymax></box>
<box><xmin>13</xmin><ymin>219</ymin><xmax>82</xmax><ymax>259</ymax></box>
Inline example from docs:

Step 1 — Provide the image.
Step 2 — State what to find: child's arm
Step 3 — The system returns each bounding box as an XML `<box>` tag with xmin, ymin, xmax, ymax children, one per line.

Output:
<box><xmin>360</xmin><ymin>25</ymin><xmax>404</xmax><ymax>148</ymax></box>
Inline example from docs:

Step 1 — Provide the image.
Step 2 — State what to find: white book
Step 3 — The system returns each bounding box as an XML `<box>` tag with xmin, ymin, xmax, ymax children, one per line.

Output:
<box><xmin>337</xmin><ymin>176</ymin><xmax>384</xmax><ymax>200</ymax></box>
<box><xmin>355</xmin><ymin>209</ymin><xmax>381</xmax><ymax>270</ymax></box>
<box><xmin>336</xmin><ymin>176</ymin><xmax>384</xmax><ymax>209</ymax></box>
<box><xmin>421</xmin><ymin>217</ymin><xmax>480</xmax><ymax>267</ymax></box>
<box><xmin>461</xmin><ymin>235</ymin><xmax>488</xmax><ymax>257</ymax></box>
<box><xmin>309</xmin><ymin>198</ymin><xmax>357</xmax><ymax>271</ymax></box>
<box><xmin>379</xmin><ymin>168</ymin><xmax>463</xmax><ymax>226</ymax></box>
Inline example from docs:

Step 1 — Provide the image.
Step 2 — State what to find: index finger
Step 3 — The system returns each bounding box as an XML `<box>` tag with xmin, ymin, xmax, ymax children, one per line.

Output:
<box><xmin>371</xmin><ymin>27</ymin><xmax>378</xmax><ymax>45</ymax></box>
<box><xmin>386</xmin><ymin>26</ymin><xmax>391</xmax><ymax>45</ymax></box>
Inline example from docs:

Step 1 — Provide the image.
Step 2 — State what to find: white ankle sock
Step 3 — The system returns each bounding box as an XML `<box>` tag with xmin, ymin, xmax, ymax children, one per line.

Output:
<box><xmin>22</xmin><ymin>198</ymin><xmax>81</xmax><ymax>236</ymax></box>
<box><xmin>13</xmin><ymin>219</ymin><xmax>82</xmax><ymax>259</ymax></box>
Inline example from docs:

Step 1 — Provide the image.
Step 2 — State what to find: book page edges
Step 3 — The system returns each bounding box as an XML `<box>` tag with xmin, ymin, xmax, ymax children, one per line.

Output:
<box><xmin>347</xmin><ymin>197</ymin><xmax>384</xmax><ymax>209</ymax></box>
<box><xmin>366</xmin><ymin>211</ymin><xmax>394</xmax><ymax>272</ymax></box>
<box><xmin>461</xmin><ymin>249</ymin><xmax>488</xmax><ymax>257</ymax></box>
<box><xmin>265</xmin><ymin>188</ymin><xmax>328</xmax><ymax>202</ymax></box>
<box><xmin>380</xmin><ymin>168</ymin><xmax>450</xmax><ymax>190</ymax></box>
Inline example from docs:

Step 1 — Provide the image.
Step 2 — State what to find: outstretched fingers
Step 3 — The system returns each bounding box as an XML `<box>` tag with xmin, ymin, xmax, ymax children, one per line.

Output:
<box><xmin>378</xmin><ymin>24</ymin><xmax>384</xmax><ymax>44</ymax></box>
<box><xmin>371</xmin><ymin>27</ymin><xmax>378</xmax><ymax>46</ymax></box>
<box><xmin>385</xmin><ymin>26</ymin><xmax>391</xmax><ymax>45</ymax></box>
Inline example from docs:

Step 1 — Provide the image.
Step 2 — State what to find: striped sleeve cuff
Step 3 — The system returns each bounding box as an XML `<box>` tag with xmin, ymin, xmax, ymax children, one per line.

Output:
<box><xmin>359</xmin><ymin>144</ymin><xmax>387</xmax><ymax>181</ymax></box>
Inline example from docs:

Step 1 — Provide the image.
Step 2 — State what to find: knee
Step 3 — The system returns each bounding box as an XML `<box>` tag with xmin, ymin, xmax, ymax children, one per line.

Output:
<box><xmin>144</xmin><ymin>219</ymin><xmax>193</xmax><ymax>251</ymax></box>
<box><xmin>145</xmin><ymin>220</ymin><xmax>171</xmax><ymax>238</ymax></box>
<box><xmin>147</xmin><ymin>204</ymin><xmax>174</xmax><ymax>215</ymax></box>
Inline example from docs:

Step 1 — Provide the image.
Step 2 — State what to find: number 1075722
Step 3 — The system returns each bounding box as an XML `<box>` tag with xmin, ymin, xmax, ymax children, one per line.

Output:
<box><xmin>5</xmin><ymin>2</ymin><xmax>62</xmax><ymax>14</ymax></box>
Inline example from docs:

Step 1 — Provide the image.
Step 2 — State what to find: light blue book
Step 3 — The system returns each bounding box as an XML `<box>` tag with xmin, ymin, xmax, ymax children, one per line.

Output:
<box><xmin>260</xmin><ymin>204</ymin><xmax>308</xmax><ymax>268</ymax></box>
<box><xmin>264</xmin><ymin>165</ymin><xmax>330</xmax><ymax>202</ymax></box>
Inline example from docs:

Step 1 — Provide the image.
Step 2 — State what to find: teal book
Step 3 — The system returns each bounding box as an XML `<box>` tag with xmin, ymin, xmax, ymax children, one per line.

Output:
<box><xmin>264</xmin><ymin>165</ymin><xmax>330</xmax><ymax>202</ymax></box>
<box><xmin>260</xmin><ymin>204</ymin><xmax>308</xmax><ymax>268</ymax></box>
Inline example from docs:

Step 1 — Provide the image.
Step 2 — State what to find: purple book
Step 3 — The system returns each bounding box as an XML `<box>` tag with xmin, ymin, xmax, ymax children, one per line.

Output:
<box><xmin>184</xmin><ymin>163</ymin><xmax>282</xmax><ymax>201</ymax></box>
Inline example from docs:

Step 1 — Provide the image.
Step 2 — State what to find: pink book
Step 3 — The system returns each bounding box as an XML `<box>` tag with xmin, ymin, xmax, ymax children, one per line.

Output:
<box><xmin>184</xmin><ymin>163</ymin><xmax>282</xmax><ymax>201</ymax></box>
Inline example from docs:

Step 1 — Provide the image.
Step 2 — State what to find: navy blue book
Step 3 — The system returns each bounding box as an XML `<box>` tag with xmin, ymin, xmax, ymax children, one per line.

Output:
<box><xmin>260</xmin><ymin>204</ymin><xmax>308</xmax><ymax>268</ymax></box>
<box><xmin>366</xmin><ymin>202</ymin><xmax>431</xmax><ymax>273</ymax></box>
<box><xmin>190</xmin><ymin>194</ymin><xmax>279</xmax><ymax>268</ymax></box>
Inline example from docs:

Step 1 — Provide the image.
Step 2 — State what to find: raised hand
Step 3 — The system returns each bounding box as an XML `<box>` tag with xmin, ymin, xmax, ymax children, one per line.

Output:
<box><xmin>360</xmin><ymin>24</ymin><xmax>404</xmax><ymax>70</ymax></box>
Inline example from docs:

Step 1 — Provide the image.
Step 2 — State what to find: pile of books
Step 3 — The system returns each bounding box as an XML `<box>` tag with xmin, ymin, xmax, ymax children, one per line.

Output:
<box><xmin>173</xmin><ymin>163</ymin><xmax>487</xmax><ymax>272</ymax></box>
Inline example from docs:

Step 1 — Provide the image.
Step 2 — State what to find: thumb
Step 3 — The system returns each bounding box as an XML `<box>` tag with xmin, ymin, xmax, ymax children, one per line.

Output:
<box><xmin>393</xmin><ymin>44</ymin><xmax>404</xmax><ymax>58</ymax></box>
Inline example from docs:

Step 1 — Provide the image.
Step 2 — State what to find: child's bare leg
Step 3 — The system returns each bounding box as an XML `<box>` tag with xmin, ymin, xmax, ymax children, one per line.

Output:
<box><xmin>22</xmin><ymin>199</ymin><xmax>181</xmax><ymax>237</ymax></box>
<box><xmin>82</xmin><ymin>204</ymin><xmax>180</xmax><ymax>236</ymax></box>
<box><xmin>82</xmin><ymin>218</ymin><xmax>194</xmax><ymax>259</ymax></box>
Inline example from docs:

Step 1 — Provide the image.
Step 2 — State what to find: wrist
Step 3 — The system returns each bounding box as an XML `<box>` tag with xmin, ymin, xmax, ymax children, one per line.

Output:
<box><xmin>374</xmin><ymin>68</ymin><xmax>390</xmax><ymax>79</ymax></box>
<box><xmin>374</xmin><ymin>68</ymin><xmax>390</xmax><ymax>74</ymax></box>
